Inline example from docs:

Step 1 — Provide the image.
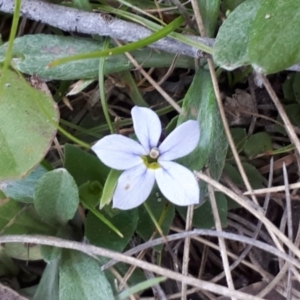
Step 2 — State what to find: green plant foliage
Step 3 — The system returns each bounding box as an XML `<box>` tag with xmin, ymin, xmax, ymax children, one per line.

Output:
<box><xmin>244</xmin><ymin>132</ymin><xmax>273</xmax><ymax>158</ymax></box>
<box><xmin>178</xmin><ymin>69</ymin><xmax>223</xmax><ymax>172</ymax></box>
<box><xmin>224</xmin><ymin>162</ymin><xmax>263</xmax><ymax>210</ymax></box>
<box><xmin>33</xmin><ymin>259</ymin><xmax>60</xmax><ymax>300</ymax></box>
<box><xmin>64</xmin><ymin>144</ymin><xmax>109</xmax><ymax>187</ymax></box>
<box><xmin>0</xmin><ymin>35</ymin><xmax>195</xmax><ymax>80</ymax></box>
<box><xmin>213</xmin><ymin>0</ymin><xmax>260</xmax><ymax>70</ymax></box>
<box><xmin>59</xmin><ymin>250</ymin><xmax>114</xmax><ymax>300</ymax></box>
<box><xmin>0</xmin><ymin>200</ymin><xmax>54</xmax><ymax>235</ymax></box>
<box><xmin>227</xmin><ymin>128</ymin><xmax>247</xmax><ymax>158</ymax></box>
<box><xmin>177</xmin><ymin>68</ymin><xmax>227</xmax><ymax>200</ymax></box>
<box><xmin>100</xmin><ymin>169</ymin><xmax>122</xmax><ymax>209</ymax></box>
<box><xmin>275</xmin><ymin>103</ymin><xmax>300</xmax><ymax>135</ymax></box>
<box><xmin>33</xmin><ymin>169</ymin><xmax>79</xmax><ymax>226</ymax></box>
<box><xmin>197</xmin><ymin>0</ymin><xmax>220</xmax><ymax>37</ymax></box>
<box><xmin>248</xmin><ymin>0</ymin><xmax>300</xmax><ymax>74</ymax></box>
<box><xmin>0</xmin><ymin>165</ymin><xmax>47</xmax><ymax>203</ymax></box>
<box><xmin>136</xmin><ymin>191</ymin><xmax>175</xmax><ymax>251</ymax></box>
<box><xmin>85</xmin><ymin>206</ymin><xmax>138</xmax><ymax>252</ymax></box>
<box><xmin>177</xmin><ymin>192</ymin><xmax>227</xmax><ymax>228</ymax></box>
<box><xmin>0</xmin><ymin>68</ymin><xmax>58</xmax><ymax>180</ymax></box>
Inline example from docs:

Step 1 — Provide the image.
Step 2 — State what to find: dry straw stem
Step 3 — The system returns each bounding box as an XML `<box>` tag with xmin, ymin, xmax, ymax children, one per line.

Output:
<box><xmin>0</xmin><ymin>234</ymin><xmax>264</xmax><ymax>300</ymax></box>
<box><xmin>244</xmin><ymin>182</ymin><xmax>300</xmax><ymax>195</ymax></box>
<box><xmin>194</xmin><ymin>172</ymin><xmax>300</xmax><ymax>265</ymax></box>
<box><xmin>260</xmin><ymin>74</ymin><xmax>300</xmax><ymax>159</ymax></box>
<box><xmin>189</xmin><ymin>1</ymin><xmax>235</xmax><ymax>298</ymax></box>
<box><xmin>0</xmin><ymin>0</ymin><xmax>211</xmax><ymax>58</ymax></box>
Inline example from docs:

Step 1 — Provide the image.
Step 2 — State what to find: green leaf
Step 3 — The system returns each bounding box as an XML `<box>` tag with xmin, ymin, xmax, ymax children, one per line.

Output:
<box><xmin>79</xmin><ymin>181</ymin><xmax>103</xmax><ymax>208</ymax></box>
<box><xmin>221</xmin><ymin>0</ymin><xmax>245</xmax><ymax>13</ymax></box>
<box><xmin>0</xmin><ymin>200</ymin><xmax>53</xmax><ymax>235</ymax></box>
<box><xmin>227</xmin><ymin>128</ymin><xmax>247</xmax><ymax>158</ymax></box>
<box><xmin>224</xmin><ymin>162</ymin><xmax>263</xmax><ymax>204</ymax></box>
<box><xmin>213</xmin><ymin>0</ymin><xmax>261</xmax><ymax>70</ymax></box>
<box><xmin>225</xmin><ymin>161</ymin><xmax>263</xmax><ymax>210</ymax></box>
<box><xmin>0</xmin><ymin>247</ymin><xmax>19</xmax><ymax>276</ymax></box>
<box><xmin>34</xmin><ymin>168</ymin><xmax>79</xmax><ymax>226</ymax></box>
<box><xmin>0</xmin><ymin>165</ymin><xmax>47</xmax><ymax>203</ymax></box>
<box><xmin>59</xmin><ymin>250</ymin><xmax>114</xmax><ymax>300</ymax></box>
<box><xmin>33</xmin><ymin>259</ymin><xmax>59</xmax><ymax>300</ymax></box>
<box><xmin>197</xmin><ymin>0</ymin><xmax>221</xmax><ymax>37</ymax></box>
<box><xmin>100</xmin><ymin>169</ymin><xmax>122</xmax><ymax>209</ymax></box>
<box><xmin>177</xmin><ymin>192</ymin><xmax>227</xmax><ymax>228</ymax></box>
<box><xmin>177</xmin><ymin>68</ymin><xmax>227</xmax><ymax>199</ymax></box>
<box><xmin>85</xmin><ymin>206</ymin><xmax>138</xmax><ymax>252</ymax></box>
<box><xmin>0</xmin><ymin>35</ymin><xmax>195</xmax><ymax>80</ymax></box>
<box><xmin>64</xmin><ymin>144</ymin><xmax>109</xmax><ymax>187</ymax></box>
<box><xmin>244</xmin><ymin>132</ymin><xmax>272</xmax><ymax>158</ymax></box>
<box><xmin>136</xmin><ymin>190</ymin><xmax>175</xmax><ymax>252</ymax></box>
<box><xmin>248</xmin><ymin>0</ymin><xmax>300</xmax><ymax>74</ymax></box>
<box><xmin>275</xmin><ymin>103</ymin><xmax>300</xmax><ymax>135</ymax></box>
<box><xmin>0</xmin><ymin>69</ymin><xmax>58</xmax><ymax>180</ymax></box>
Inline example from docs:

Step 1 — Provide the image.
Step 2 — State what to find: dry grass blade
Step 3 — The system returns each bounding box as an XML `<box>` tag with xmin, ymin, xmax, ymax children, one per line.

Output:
<box><xmin>181</xmin><ymin>205</ymin><xmax>194</xmax><ymax>299</ymax></box>
<box><xmin>194</xmin><ymin>172</ymin><xmax>300</xmax><ymax>262</ymax></box>
<box><xmin>113</xmin><ymin>39</ymin><xmax>182</xmax><ymax>113</ymax></box>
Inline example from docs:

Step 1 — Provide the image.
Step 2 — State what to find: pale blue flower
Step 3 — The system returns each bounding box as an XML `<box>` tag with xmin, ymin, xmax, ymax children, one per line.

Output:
<box><xmin>92</xmin><ymin>106</ymin><xmax>200</xmax><ymax>210</ymax></box>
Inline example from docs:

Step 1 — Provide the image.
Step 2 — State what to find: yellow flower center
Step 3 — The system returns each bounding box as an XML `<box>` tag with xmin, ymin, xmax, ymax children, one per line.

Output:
<box><xmin>142</xmin><ymin>147</ymin><xmax>160</xmax><ymax>169</ymax></box>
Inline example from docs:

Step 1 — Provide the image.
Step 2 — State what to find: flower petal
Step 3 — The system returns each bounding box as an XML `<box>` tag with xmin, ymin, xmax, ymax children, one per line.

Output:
<box><xmin>158</xmin><ymin>120</ymin><xmax>200</xmax><ymax>161</ymax></box>
<box><xmin>131</xmin><ymin>106</ymin><xmax>162</xmax><ymax>152</ymax></box>
<box><xmin>92</xmin><ymin>134</ymin><xmax>146</xmax><ymax>170</ymax></box>
<box><xmin>113</xmin><ymin>164</ymin><xmax>155</xmax><ymax>210</ymax></box>
<box><xmin>155</xmin><ymin>161</ymin><xmax>199</xmax><ymax>206</ymax></box>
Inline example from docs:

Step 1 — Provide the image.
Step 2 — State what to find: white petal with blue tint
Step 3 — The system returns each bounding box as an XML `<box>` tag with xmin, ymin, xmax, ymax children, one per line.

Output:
<box><xmin>155</xmin><ymin>161</ymin><xmax>199</xmax><ymax>206</ymax></box>
<box><xmin>113</xmin><ymin>164</ymin><xmax>156</xmax><ymax>210</ymax></box>
<box><xmin>159</xmin><ymin>120</ymin><xmax>200</xmax><ymax>161</ymax></box>
<box><xmin>92</xmin><ymin>134</ymin><xmax>146</xmax><ymax>170</ymax></box>
<box><xmin>131</xmin><ymin>106</ymin><xmax>162</xmax><ymax>152</ymax></box>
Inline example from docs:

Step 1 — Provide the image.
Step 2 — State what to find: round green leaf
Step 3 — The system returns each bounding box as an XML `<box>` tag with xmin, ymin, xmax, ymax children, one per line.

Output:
<box><xmin>85</xmin><ymin>207</ymin><xmax>138</xmax><ymax>252</ymax></box>
<box><xmin>59</xmin><ymin>250</ymin><xmax>114</xmax><ymax>300</ymax></box>
<box><xmin>244</xmin><ymin>132</ymin><xmax>272</xmax><ymax>158</ymax></box>
<box><xmin>213</xmin><ymin>0</ymin><xmax>261</xmax><ymax>70</ymax></box>
<box><xmin>249</xmin><ymin>0</ymin><xmax>300</xmax><ymax>74</ymax></box>
<box><xmin>34</xmin><ymin>169</ymin><xmax>79</xmax><ymax>226</ymax></box>
<box><xmin>0</xmin><ymin>69</ymin><xmax>58</xmax><ymax>180</ymax></box>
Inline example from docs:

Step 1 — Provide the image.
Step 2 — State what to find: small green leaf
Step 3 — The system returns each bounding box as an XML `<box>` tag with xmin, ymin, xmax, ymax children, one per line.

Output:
<box><xmin>85</xmin><ymin>207</ymin><xmax>138</xmax><ymax>251</ymax></box>
<box><xmin>227</xmin><ymin>128</ymin><xmax>247</xmax><ymax>158</ymax></box>
<box><xmin>34</xmin><ymin>169</ymin><xmax>79</xmax><ymax>226</ymax></box>
<box><xmin>249</xmin><ymin>0</ymin><xmax>300</xmax><ymax>74</ymax></box>
<box><xmin>224</xmin><ymin>162</ymin><xmax>263</xmax><ymax>209</ymax></box>
<box><xmin>59</xmin><ymin>250</ymin><xmax>114</xmax><ymax>300</ymax></box>
<box><xmin>100</xmin><ymin>169</ymin><xmax>122</xmax><ymax>209</ymax></box>
<box><xmin>79</xmin><ymin>181</ymin><xmax>103</xmax><ymax>208</ymax></box>
<box><xmin>0</xmin><ymin>69</ymin><xmax>58</xmax><ymax>180</ymax></box>
<box><xmin>275</xmin><ymin>103</ymin><xmax>300</xmax><ymax>135</ymax></box>
<box><xmin>244</xmin><ymin>132</ymin><xmax>272</xmax><ymax>158</ymax></box>
<box><xmin>213</xmin><ymin>0</ymin><xmax>261</xmax><ymax>70</ymax></box>
<box><xmin>64</xmin><ymin>144</ymin><xmax>109</xmax><ymax>187</ymax></box>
